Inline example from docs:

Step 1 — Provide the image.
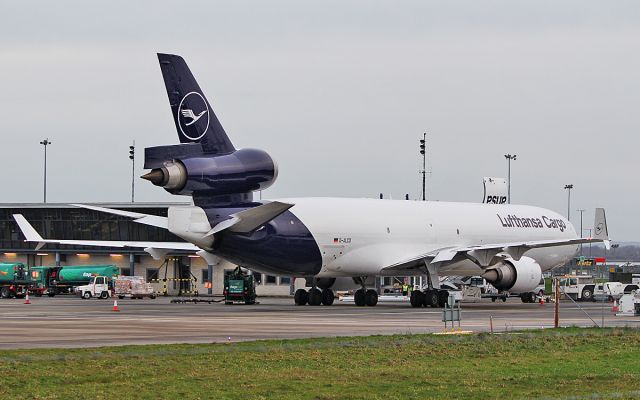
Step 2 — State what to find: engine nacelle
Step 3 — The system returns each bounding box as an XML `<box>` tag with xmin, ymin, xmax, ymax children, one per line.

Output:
<box><xmin>142</xmin><ymin>148</ymin><xmax>278</xmax><ymax>196</ymax></box>
<box><xmin>482</xmin><ymin>256</ymin><xmax>542</xmax><ymax>293</ymax></box>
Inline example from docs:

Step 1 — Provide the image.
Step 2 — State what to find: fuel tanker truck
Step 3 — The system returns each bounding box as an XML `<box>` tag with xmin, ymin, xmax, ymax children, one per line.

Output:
<box><xmin>35</xmin><ymin>265</ymin><xmax>119</xmax><ymax>296</ymax></box>
<box><xmin>0</xmin><ymin>262</ymin><xmax>32</xmax><ymax>298</ymax></box>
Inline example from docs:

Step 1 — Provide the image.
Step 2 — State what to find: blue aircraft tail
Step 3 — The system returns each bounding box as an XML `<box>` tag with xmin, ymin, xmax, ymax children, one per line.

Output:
<box><xmin>157</xmin><ymin>53</ymin><xmax>235</xmax><ymax>155</ymax></box>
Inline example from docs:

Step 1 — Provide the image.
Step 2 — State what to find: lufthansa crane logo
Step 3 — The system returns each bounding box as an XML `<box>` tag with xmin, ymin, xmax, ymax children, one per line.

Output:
<box><xmin>595</xmin><ymin>222</ymin><xmax>604</xmax><ymax>236</ymax></box>
<box><xmin>177</xmin><ymin>91</ymin><xmax>210</xmax><ymax>141</ymax></box>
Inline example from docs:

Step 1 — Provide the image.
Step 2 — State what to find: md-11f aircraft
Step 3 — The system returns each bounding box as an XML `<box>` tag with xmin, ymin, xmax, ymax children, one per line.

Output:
<box><xmin>14</xmin><ymin>54</ymin><xmax>610</xmax><ymax>308</ymax></box>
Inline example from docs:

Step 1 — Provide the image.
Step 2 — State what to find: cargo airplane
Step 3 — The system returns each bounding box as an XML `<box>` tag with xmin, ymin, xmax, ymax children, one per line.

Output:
<box><xmin>14</xmin><ymin>54</ymin><xmax>610</xmax><ymax>308</ymax></box>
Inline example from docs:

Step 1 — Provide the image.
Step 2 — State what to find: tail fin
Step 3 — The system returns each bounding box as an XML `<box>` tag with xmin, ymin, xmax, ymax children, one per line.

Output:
<box><xmin>593</xmin><ymin>207</ymin><xmax>610</xmax><ymax>249</ymax></box>
<box><xmin>157</xmin><ymin>53</ymin><xmax>235</xmax><ymax>154</ymax></box>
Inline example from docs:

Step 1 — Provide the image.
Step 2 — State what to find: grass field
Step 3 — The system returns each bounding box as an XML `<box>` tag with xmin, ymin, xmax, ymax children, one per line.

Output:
<box><xmin>2</xmin><ymin>328</ymin><xmax>640</xmax><ymax>399</ymax></box>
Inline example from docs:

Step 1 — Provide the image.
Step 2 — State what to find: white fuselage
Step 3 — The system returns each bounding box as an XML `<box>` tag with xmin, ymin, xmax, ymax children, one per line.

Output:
<box><xmin>282</xmin><ymin>198</ymin><xmax>578</xmax><ymax>277</ymax></box>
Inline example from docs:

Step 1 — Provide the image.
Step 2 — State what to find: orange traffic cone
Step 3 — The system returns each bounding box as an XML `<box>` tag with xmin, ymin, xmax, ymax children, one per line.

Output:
<box><xmin>113</xmin><ymin>299</ymin><xmax>120</xmax><ymax>312</ymax></box>
<box><xmin>24</xmin><ymin>292</ymin><xmax>31</xmax><ymax>305</ymax></box>
<box><xmin>539</xmin><ymin>296</ymin><xmax>545</xmax><ymax>306</ymax></box>
<box><xmin>612</xmin><ymin>299</ymin><xmax>619</xmax><ymax>313</ymax></box>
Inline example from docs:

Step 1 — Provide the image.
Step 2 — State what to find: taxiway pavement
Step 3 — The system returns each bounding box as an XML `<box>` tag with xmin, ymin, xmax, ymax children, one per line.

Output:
<box><xmin>0</xmin><ymin>296</ymin><xmax>637</xmax><ymax>349</ymax></box>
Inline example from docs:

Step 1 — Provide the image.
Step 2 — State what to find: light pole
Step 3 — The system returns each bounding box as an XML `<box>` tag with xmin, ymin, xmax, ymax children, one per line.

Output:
<box><xmin>504</xmin><ymin>154</ymin><xmax>517</xmax><ymax>204</ymax></box>
<box><xmin>129</xmin><ymin>141</ymin><xmax>135</xmax><ymax>203</ymax></box>
<box><xmin>577</xmin><ymin>209</ymin><xmax>585</xmax><ymax>256</ymax></box>
<box><xmin>564</xmin><ymin>184</ymin><xmax>573</xmax><ymax>221</ymax></box>
<box><xmin>419</xmin><ymin>133</ymin><xmax>426</xmax><ymax>201</ymax></box>
<box><xmin>584</xmin><ymin>228</ymin><xmax>593</xmax><ymax>258</ymax></box>
<box><xmin>39</xmin><ymin>138</ymin><xmax>52</xmax><ymax>203</ymax></box>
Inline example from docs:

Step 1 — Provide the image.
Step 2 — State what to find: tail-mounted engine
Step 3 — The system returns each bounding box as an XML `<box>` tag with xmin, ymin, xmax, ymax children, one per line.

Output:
<box><xmin>482</xmin><ymin>256</ymin><xmax>542</xmax><ymax>293</ymax></box>
<box><xmin>142</xmin><ymin>144</ymin><xmax>278</xmax><ymax>197</ymax></box>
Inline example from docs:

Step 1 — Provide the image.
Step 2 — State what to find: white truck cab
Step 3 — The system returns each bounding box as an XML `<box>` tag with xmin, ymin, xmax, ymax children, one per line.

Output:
<box><xmin>76</xmin><ymin>276</ymin><xmax>111</xmax><ymax>299</ymax></box>
<box><xmin>593</xmin><ymin>282</ymin><xmax>624</xmax><ymax>302</ymax></box>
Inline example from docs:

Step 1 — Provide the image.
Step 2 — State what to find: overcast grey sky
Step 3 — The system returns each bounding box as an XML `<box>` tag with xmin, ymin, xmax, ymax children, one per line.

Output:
<box><xmin>1</xmin><ymin>1</ymin><xmax>638</xmax><ymax>240</ymax></box>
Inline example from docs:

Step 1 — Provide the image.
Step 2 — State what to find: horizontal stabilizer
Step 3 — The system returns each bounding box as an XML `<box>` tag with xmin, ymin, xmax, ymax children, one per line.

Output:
<box><xmin>207</xmin><ymin>201</ymin><xmax>294</xmax><ymax>236</ymax></box>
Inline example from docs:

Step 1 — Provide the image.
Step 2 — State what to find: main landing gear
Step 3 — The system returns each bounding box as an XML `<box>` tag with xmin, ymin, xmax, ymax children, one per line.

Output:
<box><xmin>294</xmin><ymin>288</ymin><xmax>335</xmax><ymax>306</ymax></box>
<box><xmin>409</xmin><ymin>289</ymin><xmax>449</xmax><ymax>308</ymax></box>
<box><xmin>353</xmin><ymin>276</ymin><xmax>377</xmax><ymax>307</ymax></box>
<box><xmin>409</xmin><ymin>260</ymin><xmax>449</xmax><ymax>308</ymax></box>
<box><xmin>354</xmin><ymin>288</ymin><xmax>378</xmax><ymax>307</ymax></box>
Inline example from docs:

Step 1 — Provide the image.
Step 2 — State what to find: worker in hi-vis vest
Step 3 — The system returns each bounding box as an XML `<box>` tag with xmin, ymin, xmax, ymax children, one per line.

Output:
<box><xmin>402</xmin><ymin>283</ymin><xmax>409</xmax><ymax>296</ymax></box>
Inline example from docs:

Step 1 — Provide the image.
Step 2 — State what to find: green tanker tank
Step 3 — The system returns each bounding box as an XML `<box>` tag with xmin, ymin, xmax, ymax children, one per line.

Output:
<box><xmin>56</xmin><ymin>265</ymin><xmax>119</xmax><ymax>285</ymax></box>
<box><xmin>42</xmin><ymin>265</ymin><xmax>120</xmax><ymax>296</ymax></box>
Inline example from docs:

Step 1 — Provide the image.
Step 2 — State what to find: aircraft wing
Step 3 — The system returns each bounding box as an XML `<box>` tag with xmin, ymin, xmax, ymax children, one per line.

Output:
<box><xmin>12</xmin><ymin>214</ymin><xmax>199</xmax><ymax>257</ymax></box>
<box><xmin>72</xmin><ymin>201</ymin><xmax>293</xmax><ymax>235</ymax></box>
<box><xmin>384</xmin><ymin>208</ymin><xmax>609</xmax><ymax>270</ymax></box>
<box><xmin>70</xmin><ymin>204</ymin><xmax>169</xmax><ymax>228</ymax></box>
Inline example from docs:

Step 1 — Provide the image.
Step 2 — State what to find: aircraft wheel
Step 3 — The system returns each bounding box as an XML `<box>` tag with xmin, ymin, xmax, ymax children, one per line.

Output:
<box><xmin>491</xmin><ymin>297</ymin><xmax>496</xmax><ymax>302</ymax></box>
<box><xmin>354</xmin><ymin>289</ymin><xmax>366</xmax><ymax>306</ymax></box>
<box><xmin>308</xmin><ymin>288</ymin><xmax>322</xmax><ymax>306</ymax></box>
<box><xmin>294</xmin><ymin>289</ymin><xmax>308</xmax><ymax>306</ymax></box>
<box><xmin>528</xmin><ymin>292</ymin><xmax>537</xmax><ymax>303</ymax></box>
<box><xmin>0</xmin><ymin>287</ymin><xmax>10</xmax><ymax>299</ymax></box>
<box><xmin>410</xmin><ymin>290</ymin><xmax>422</xmax><ymax>307</ymax></box>
<box><xmin>520</xmin><ymin>293</ymin><xmax>529</xmax><ymax>303</ymax></box>
<box><xmin>424</xmin><ymin>290</ymin><xmax>439</xmax><ymax>308</ymax></box>
<box><xmin>321</xmin><ymin>289</ymin><xmax>334</xmax><ymax>306</ymax></box>
<box><xmin>365</xmin><ymin>289</ymin><xmax>378</xmax><ymax>306</ymax></box>
<box><xmin>437</xmin><ymin>290</ymin><xmax>449</xmax><ymax>307</ymax></box>
<box><xmin>502</xmin><ymin>296</ymin><xmax>507</xmax><ymax>302</ymax></box>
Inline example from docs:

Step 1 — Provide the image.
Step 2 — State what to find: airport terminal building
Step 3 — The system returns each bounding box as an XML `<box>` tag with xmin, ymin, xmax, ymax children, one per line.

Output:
<box><xmin>0</xmin><ymin>203</ymin><xmax>294</xmax><ymax>296</ymax></box>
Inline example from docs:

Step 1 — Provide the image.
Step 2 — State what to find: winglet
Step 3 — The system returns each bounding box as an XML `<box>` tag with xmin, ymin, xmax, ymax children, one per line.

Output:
<box><xmin>593</xmin><ymin>208</ymin><xmax>610</xmax><ymax>250</ymax></box>
<box><xmin>13</xmin><ymin>214</ymin><xmax>46</xmax><ymax>250</ymax></box>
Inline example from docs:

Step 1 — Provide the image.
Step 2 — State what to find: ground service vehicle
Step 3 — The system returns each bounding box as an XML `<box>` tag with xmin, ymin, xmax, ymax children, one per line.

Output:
<box><xmin>609</xmin><ymin>272</ymin><xmax>640</xmax><ymax>293</ymax></box>
<box><xmin>76</xmin><ymin>276</ymin><xmax>111</xmax><ymax>299</ymax></box>
<box><xmin>0</xmin><ymin>262</ymin><xmax>31</xmax><ymax>298</ymax></box>
<box><xmin>114</xmin><ymin>276</ymin><xmax>156</xmax><ymax>299</ymax></box>
<box><xmin>42</xmin><ymin>265</ymin><xmax>119</xmax><ymax>296</ymax></box>
<box><xmin>223</xmin><ymin>268</ymin><xmax>257</xmax><ymax>305</ymax></box>
<box><xmin>593</xmin><ymin>282</ymin><xmax>624</xmax><ymax>302</ymax></box>
<box><xmin>28</xmin><ymin>266</ymin><xmax>51</xmax><ymax>296</ymax></box>
<box><xmin>557</xmin><ymin>275</ymin><xmax>597</xmax><ymax>301</ymax></box>
<box><xmin>518</xmin><ymin>278</ymin><xmax>546</xmax><ymax>303</ymax></box>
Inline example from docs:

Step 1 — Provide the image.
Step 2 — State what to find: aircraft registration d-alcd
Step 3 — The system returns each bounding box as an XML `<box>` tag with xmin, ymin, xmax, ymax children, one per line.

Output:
<box><xmin>14</xmin><ymin>54</ymin><xmax>610</xmax><ymax>308</ymax></box>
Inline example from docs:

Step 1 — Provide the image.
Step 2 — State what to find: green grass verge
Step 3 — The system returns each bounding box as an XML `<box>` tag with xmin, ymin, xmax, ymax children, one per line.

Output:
<box><xmin>2</xmin><ymin>328</ymin><xmax>640</xmax><ymax>399</ymax></box>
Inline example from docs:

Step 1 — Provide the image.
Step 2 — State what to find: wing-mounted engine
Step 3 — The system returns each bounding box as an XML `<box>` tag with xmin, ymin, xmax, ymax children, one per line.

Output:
<box><xmin>481</xmin><ymin>256</ymin><xmax>542</xmax><ymax>293</ymax></box>
<box><xmin>142</xmin><ymin>145</ymin><xmax>277</xmax><ymax>197</ymax></box>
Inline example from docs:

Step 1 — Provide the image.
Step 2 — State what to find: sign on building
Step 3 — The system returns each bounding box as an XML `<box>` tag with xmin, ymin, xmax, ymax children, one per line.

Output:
<box><xmin>482</xmin><ymin>177</ymin><xmax>507</xmax><ymax>204</ymax></box>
